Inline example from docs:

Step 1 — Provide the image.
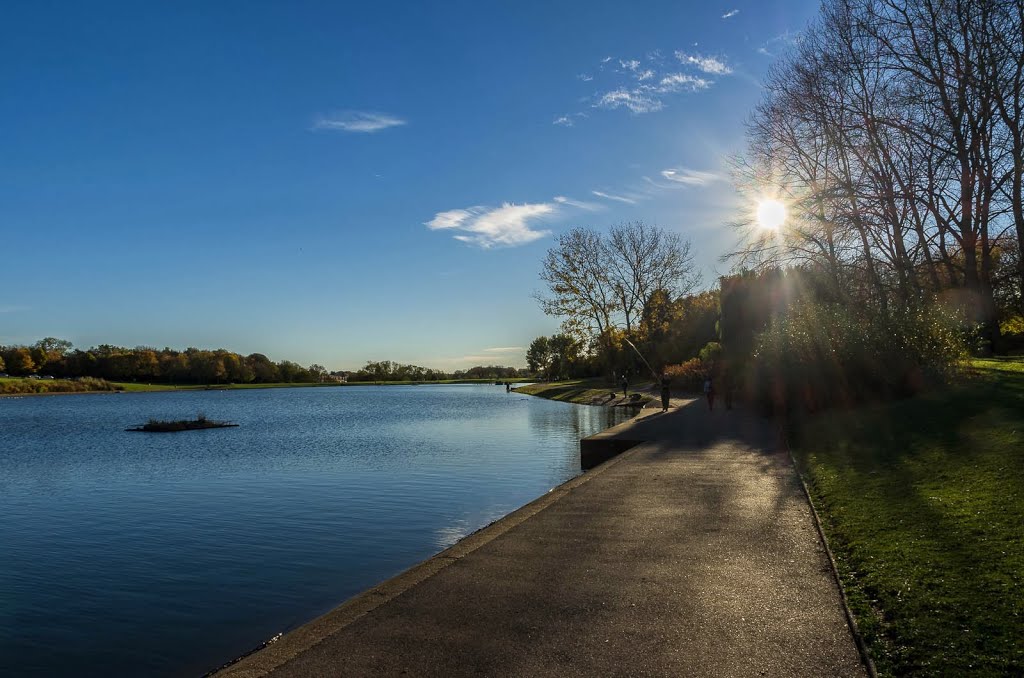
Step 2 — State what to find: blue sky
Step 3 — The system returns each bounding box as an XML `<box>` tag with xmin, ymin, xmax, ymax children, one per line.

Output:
<box><xmin>1</xmin><ymin>0</ymin><xmax>818</xmax><ymax>370</ymax></box>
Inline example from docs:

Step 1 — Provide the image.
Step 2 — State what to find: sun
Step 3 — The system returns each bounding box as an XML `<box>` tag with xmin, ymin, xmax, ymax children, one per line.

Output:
<box><xmin>756</xmin><ymin>199</ymin><xmax>787</xmax><ymax>230</ymax></box>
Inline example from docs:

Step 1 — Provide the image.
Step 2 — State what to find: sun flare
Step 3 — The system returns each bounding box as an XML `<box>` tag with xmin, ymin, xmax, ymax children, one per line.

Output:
<box><xmin>757</xmin><ymin>199</ymin><xmax>787</xmax><ymax>230</ymax></box>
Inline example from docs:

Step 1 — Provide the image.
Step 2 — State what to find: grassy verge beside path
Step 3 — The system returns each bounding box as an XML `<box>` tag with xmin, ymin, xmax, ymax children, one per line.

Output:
<box><xmin>792</xmin><ymin>357</ymin><xmax>1024</xmax><ymax>675</ymax></box>
<box><xmin>515</xmin><ymin>378</ymin><xmax>655</xmax><ymax>406</ymax></box>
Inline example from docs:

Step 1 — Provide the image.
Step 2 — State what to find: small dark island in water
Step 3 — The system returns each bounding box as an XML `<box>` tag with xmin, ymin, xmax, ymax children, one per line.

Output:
<box><xmin>126</xmin><ymin>414</ymin><xmax>238</xmax><ymax>432</ymax></box>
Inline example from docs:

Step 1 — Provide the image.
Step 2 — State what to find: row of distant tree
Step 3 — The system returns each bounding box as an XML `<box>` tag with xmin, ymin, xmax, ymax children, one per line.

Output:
<box><xmin>0</xmin><ymin>339</ymin><xmax>328</xmax><ymax>384</ymax></box>
<box><xmin>0</xmin><ymin>339</ymin><xmax>527</xmax><ymax>384</ymax></box>
<box><xmin>347</xmin><ymin>360</ymin><xmax>527</xmax><ymax>382</ymax></box>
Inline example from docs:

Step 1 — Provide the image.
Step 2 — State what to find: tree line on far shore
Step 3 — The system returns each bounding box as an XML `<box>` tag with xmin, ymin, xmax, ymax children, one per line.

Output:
<box><xmin>0</xmin><ymin>340</ymin><xmax>525</xmax><ymax>385</ymax></box>
<box><xmin>0</xmin><ymin>340</ymin><xmax>330</xmax><ymax>384</ymax></box>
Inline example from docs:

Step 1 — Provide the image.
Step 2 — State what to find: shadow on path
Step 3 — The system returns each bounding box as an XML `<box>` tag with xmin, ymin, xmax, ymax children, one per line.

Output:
<box><xmin>220</xmin><ymin>401</ymin><xmax>866</xmax><ymax>678</ymax></box>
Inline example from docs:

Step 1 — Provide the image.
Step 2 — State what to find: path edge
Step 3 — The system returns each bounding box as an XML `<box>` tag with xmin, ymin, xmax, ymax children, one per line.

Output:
<box><xmin>779</xmin><ymin>424</ymin><xmax>879</xmax><ymax>678</ymax></box>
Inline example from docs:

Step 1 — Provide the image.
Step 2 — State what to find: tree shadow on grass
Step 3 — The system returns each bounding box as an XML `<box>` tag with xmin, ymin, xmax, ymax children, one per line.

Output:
<box><xmin>791</xmin><ymin>367</ymin><xmax>1024</xmax><ymax>674</ymax></box>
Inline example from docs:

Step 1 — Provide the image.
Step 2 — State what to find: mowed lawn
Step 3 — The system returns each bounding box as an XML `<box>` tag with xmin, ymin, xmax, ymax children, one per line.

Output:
<box><xmin>515</xmin><ymin>379</ymin><xmax>654</xmax><ymax>405</ymax></box>
<box><xmin>793</xmin><ymin>358</ymin><xmax>1024</xmax><ymax>676</ymax></box>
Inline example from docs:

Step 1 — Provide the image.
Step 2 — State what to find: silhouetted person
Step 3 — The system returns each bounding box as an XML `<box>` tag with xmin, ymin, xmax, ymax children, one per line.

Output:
<box><xmin>704</xmin><ymin>377</ymin><xmax>715</xmax><ymax>411</ymax></box>
<box><xmin>660</xmin><ymin>372</ymin><xmax>671</xmax><ymax>412</ymax></box>
<box><xmin>621</xmin><ymin>374</ymin><xmax>628</xmax><ymax>398</ymax></box>
<box><xmin>505</xmin><ymin>382</ymin><xmax>511</xmax><ymax>392</ymax></box>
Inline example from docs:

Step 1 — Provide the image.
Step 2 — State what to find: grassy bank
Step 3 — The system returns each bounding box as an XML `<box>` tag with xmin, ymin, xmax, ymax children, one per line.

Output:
<box><xmin>515</xmin><ymin>378</ymin><xmax>655</xmax><ymax>406</ymax></box>
<box><xmin>1</xmin><ymin>376</ymin><xmax>123</xmax><ymax>395</ymax></box>
<box><xmin>792</xmin><ymin>357</ymin><xmax>1024</xmax><ymax>675</ymax></box>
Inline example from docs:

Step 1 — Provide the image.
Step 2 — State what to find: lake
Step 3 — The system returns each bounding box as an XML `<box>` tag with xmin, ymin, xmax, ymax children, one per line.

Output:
<box><xmin>0</xmin><ymin>385</ymin><xmax>629</xmax><ymax>677</ymax></box>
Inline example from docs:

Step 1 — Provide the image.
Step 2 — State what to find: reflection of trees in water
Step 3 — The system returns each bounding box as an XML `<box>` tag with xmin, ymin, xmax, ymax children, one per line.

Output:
<box><xmin>528</xmin><ymin>403</ymin><xmax>635</xmax><ymax>481</ymax></box>
<box><xmin>527</xmin><ymin>402</ymin><xmax>628</xmax><ymax>440</ymax></box>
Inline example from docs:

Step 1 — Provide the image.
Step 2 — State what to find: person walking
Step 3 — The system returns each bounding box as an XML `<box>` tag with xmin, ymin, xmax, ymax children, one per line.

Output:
<box><xmin>660</xmin><ymin>372</ymin><xmax>671</xmax><ymax>412</ymax></box>
<box><xmin>621</xmin><ymin>374</ymin><xmax>629</xmax><ymax>398</ymax></box>
<box><xmin>703</xmin><ymin>376</ymin><xmax>715</xmax><ymax>411</ymax></box>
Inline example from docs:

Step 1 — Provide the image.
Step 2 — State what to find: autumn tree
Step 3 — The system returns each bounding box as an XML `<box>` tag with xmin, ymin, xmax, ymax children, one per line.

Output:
<box><xmin>5</xmin><ymin>348</ymin><xmax>36</xmax><ymax>376</ymax></box>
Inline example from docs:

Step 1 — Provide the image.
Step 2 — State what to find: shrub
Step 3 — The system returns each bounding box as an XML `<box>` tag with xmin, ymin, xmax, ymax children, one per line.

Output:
<box><xmin>747</xmin><ymin>302</ymin><xmax>968</xmax><ymax>413</ymax></box>
<box><xmin>665</xmin><ymin>358</ymin><xmax>707</xmax><ymax>392</ymax></box>
<box><xmin>697</xmin><ymin>341</ymin><xmax>722</xmax><ymax>364</ymax></box>
<box><xmin>999</xmin><ymin>315</ymin><xmax>1024</xmax><ymax>354</ymax></box>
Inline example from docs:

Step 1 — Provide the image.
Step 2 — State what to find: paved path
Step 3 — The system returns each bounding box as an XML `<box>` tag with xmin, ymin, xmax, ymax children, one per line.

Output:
<box><xmin>219</xmin><ymin>401</ymin><xmax>866</xmax><ymax>677</ymax></box>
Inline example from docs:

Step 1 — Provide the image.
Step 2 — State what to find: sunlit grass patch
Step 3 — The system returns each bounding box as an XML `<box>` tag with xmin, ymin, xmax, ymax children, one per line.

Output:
<box><xmin>515</xmin><ymin>379</ymin><xmax>654</xmax><ymax>405</ymax></box>
<box><xmin>793</xmin><ymin>357</ymin><xmax>1024</xmax><ymax>675</ymax></box>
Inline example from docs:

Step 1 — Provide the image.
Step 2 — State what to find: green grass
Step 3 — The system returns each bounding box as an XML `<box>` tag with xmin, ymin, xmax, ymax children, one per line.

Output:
<box><xmin>515</xmin><ymin>378</ymin><xmax>654</xmax><ymax>405</ymax></box>
<box><xmin>1</xmin><ymin>376</ymin><xmax>123</xmax><ymax>394</ymax></box>
<box><xmin>792</xmin><ymin>357</ymin><xmax>1024</xmax><ymax>676</ymax></box>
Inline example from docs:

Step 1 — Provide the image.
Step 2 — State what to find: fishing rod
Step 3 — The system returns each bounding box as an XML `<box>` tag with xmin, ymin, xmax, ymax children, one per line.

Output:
<box><xmin>622</xmin><ymin>337</ymin><xmax>660</xmax><ymax>381</ymax></box>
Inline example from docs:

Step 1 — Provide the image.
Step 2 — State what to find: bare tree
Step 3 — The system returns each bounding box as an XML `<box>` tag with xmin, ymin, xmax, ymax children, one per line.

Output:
<box><xmin>606</xmin><ymin>221</ymin><xmax>700</xmax><ymax>334</ymax></box>
<box><xmin>536</xmin><ymin>222</ymin><xmax>700</xmax><ymax>341</ymax></box>
<box><xmin>733</xmin><ymin>0</ymin><xmax>1024</xmax><ymax>339</ymax></box>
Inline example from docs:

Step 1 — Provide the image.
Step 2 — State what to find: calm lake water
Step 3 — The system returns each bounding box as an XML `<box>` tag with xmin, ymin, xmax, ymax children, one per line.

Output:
<box><xmin>0</xmin><ymin>385</ymin><xmax>629</xmax><ymax>677</ymax></box>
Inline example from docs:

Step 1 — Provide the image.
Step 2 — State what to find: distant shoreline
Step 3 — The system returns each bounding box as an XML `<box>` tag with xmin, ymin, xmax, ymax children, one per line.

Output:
<box><xmin>0</xmin><ymin>379</ymin><xmax>532</xmax><ymax>399</ymax></box>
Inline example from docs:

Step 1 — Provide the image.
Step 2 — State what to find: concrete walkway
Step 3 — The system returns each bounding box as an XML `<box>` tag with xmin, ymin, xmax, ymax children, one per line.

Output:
<box><xmin>219</xmin><ymin>401</ymin><xmax>866</xmax><ymax>677</ymax></box>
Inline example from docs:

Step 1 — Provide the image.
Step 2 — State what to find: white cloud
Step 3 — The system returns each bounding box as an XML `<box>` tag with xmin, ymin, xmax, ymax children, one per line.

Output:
<box><xmin>553</xmin><ymin>195</ymin><xmax>604</xmax><ymax>211</ymax></box>
<box><xmin>312</xmin><ymin>111</ymin><xmax>407</xmax><ymax>133</ymax></box>
<box><xmin>600</xmin><ymin>56</ymin><xmax>613</xmax><ymax>63</ymax></box>
<box><xmin>722</xmin><ymin>9</ymin><xmax>739</xmax><ymax>18</ymax></box>
<box><xmin>426</xmin><ymin>202</ymin><xmax>556</xmax><ymax>248</ymax></box>
<box><xmin>596</xmin><ymin>88</ymin><xmax>664</xmax><ymax>114</ymax></box>
<box><xmin>483</xmin><ymin>347</ymin><xmax>524</xmax><ymax>353</ymax></box>
<box><xmin>577</xmin><ymin>73</ymin><xmax>594</xmax><ymax>82</ymax></box>
<box><xmin>592</xmin><ymin>190</ymin><xmax>637</xmax><ymax>204</ymax></box>
<box><xmin>660</xmin><ymin>168</ymin><xmax>724</xmax><ymax>186</ymax></box>
<box><xmin>655</xmin><ymin>73</ymin><xmax>712</xmax><ymax>93</ymax></box>
<box><xmin>553</xmin><ymin>115</ymin><xmax>574</xmax><ymax>127</ymax></box>
<box><xmin>675</xmin><ymin>51</ymin><xmax>733</xmax><ymax>75</ymax></box>
<box><xmin>637</xmin><ymin>69</ymin><xmax>655</xmax><ymax>81</ymax></box>
<box><xmin>620</xmin><ymin>58</ymin><xmax>641</xmax><ymax>73</ymax></box>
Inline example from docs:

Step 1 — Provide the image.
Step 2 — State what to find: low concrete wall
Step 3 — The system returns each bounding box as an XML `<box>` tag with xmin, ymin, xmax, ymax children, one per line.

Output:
<box><xmin>579</xmin><ymin>411</ymin><xmax>649</xmax><ymax>469</ymax></box>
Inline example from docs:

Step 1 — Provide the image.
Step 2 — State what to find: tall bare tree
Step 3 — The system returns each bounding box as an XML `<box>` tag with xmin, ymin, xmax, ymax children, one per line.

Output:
<box><xmin>536</xmin><ymin>222</ymin><xmax>699</xmax><ymax>344</ymax></box>
<box><xmin>733</xmin><ymin>0</ymin><xmax>1024</xmax><ymax>340</ymax></box>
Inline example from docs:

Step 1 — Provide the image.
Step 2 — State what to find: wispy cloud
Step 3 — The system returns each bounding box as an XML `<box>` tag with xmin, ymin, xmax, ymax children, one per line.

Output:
<box><xmin>554</xmin><ymin>195</ymin><xmax>604</xmax><ymax>211</ymax></box>
<box><xmin>655</xmin><ymin>73</ymin><xmax>712</xmax><ymax>93</ymax></box>
<box><xmin>483</xmin><ymin>347</ymin><xmax>524</xmax><ymax>353</ymax></box>
<box><xmin>596</xmin><ymin>88</ymin><xmax>664</xmax><ymax>114</ymax></box>
<box><xmin>592</xmin><ymin>190</ymin><xmax>637</xmax><ymax>204</ymax></box>
<box><xmin>660</xmin><ymin>168</ymin><xmax>724</xmax><ymax>186</ymax></box>
<box><xmin>426</xmin><ymin>202</ymin><xmax>556</xmax><ymax>248</ymax></box>
<box><xmin>0</xmin><ymin>305</ymin><xmax>29</xmax><ymax>313</ymax></box>
<box><xmin>585</xmin><ymin>50</ymin><xmax>714</xmax><ymax>117</ymax></box>
<box><xmin>312</xmin><ymin>111</ymin><xmax>407</xmax><ymax>133</ymax></box>
<box><xmin>675</xmin><ymin>51</ymin><xmax>733</xmax><ymax>75</ymax></box>
<box><xmin>722</xmin><ymin>9</ymin><xmax>739</xmax><ymax>19</ymax></box>
<box><xmin>577</xmin><ymin>73</ymin><xmax>594</xmax><ymax>82</ymax></box>
<box><xmin>553</xmin><ymin>112</ymin><xmax>589</xmax><ymax>127</ymax></box>
<box><xmin>757</xmin><ymin>30</ymin><xmax>801</xmax><ymax>57</ymax></box>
